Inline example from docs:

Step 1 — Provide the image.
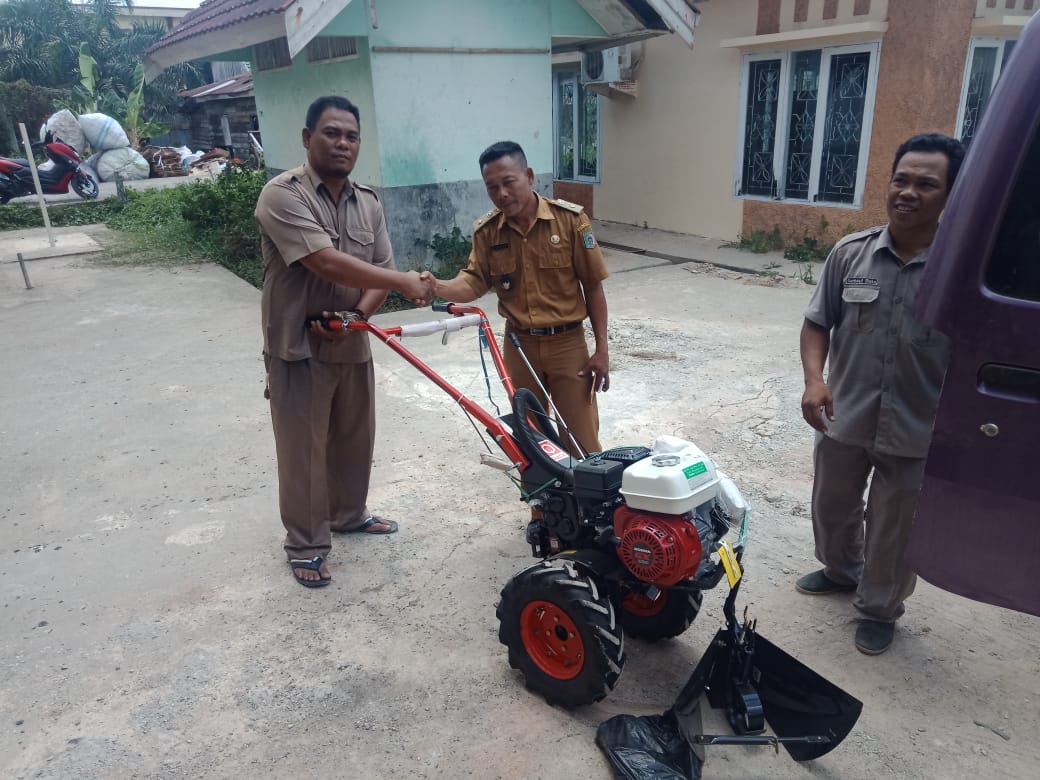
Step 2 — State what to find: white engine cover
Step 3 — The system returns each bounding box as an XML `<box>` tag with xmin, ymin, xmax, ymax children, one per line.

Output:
<box><xmin>620</xmin><ymin>435</ymin><xmax>720</xmax><ymax>515</ymax></box>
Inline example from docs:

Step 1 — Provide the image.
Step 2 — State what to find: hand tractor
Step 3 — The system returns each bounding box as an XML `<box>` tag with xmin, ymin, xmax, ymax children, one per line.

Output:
<box><xmin>318</xmin><ymin>303</ymin><xmax>862</xmax><ymax>764</ymax></box>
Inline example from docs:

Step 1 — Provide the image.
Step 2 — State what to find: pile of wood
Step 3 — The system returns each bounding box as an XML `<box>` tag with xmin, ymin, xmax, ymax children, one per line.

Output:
<box><xmin>140</xmin><ymin>145</ymin><xmax>188</xmax><ymax>178</ymax></box>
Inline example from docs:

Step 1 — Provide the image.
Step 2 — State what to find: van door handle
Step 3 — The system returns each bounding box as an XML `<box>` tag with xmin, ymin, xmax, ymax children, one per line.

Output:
<box><xmin>977</xmin><ymin>363</ymin><xmax>1040</xmax><ymax>403</ymax></box>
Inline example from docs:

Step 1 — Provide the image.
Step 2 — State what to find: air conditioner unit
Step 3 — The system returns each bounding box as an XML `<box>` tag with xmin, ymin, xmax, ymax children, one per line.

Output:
<box><xmin>581</xmin><ymin>47</ymin><xmax>623</xmax><ymax>85</ymax></box>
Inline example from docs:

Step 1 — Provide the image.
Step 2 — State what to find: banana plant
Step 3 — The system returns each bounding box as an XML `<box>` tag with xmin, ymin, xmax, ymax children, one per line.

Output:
<box><xmin>77</xmin><ymin>42</ymin><xmax>100</xmax><ymax>112</ymax></box>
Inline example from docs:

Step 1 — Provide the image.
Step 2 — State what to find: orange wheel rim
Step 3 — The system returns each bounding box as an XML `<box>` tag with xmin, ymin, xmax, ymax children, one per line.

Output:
<box><xmin>519</xmin><ymin>599</ymin><xmax>584</xmax><ymax>680</ymax></box>
<box><xmin>623</xmin><ymin>592</ymin><xmax>667</xmax><ymax>617</ymax></box>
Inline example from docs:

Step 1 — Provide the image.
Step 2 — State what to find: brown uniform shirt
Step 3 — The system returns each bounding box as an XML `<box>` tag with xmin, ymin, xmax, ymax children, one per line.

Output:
<box><xmin>256</xmin><ymin>163</ymin><xmax>394</xmax><ymax>364</ymax></box>
<box><xmin>457</xmin><ymin>195</ymin><xmax>609</xmax><ymax>329</ymax></box>
<box><xmin>804</xmin><ymin>226</ymin><xmax>951</xmax><ymax>458</ymax></box>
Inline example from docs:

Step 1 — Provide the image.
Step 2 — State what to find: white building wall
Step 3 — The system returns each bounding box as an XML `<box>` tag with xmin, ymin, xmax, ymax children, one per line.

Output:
<box><xmin>595</xmin><ymin>0</ymin><xmax>756</xmax><ymax>240</ymax></box>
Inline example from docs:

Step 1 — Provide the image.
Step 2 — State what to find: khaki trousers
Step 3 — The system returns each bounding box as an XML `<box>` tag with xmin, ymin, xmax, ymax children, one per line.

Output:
<box><xmin>504</xmin><ymin>326</ymin><xmax>601</xmax><ymax>456</ymax></box>
<box><xmin>811</xmin><ymin>434</ymin><xmax>925</xmax><ymax>621</ymax></box>
<box><xmin>267</xmin><ymin>356</ymin><xmax>375</xmax><ymax>560</ymax></box>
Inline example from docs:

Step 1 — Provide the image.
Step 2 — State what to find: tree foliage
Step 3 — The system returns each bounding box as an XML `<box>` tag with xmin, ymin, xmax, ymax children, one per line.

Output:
<box><xmin>0</xmin><ymin>0</ymin><xmax>207</xmax><ymax>137</ymax></box>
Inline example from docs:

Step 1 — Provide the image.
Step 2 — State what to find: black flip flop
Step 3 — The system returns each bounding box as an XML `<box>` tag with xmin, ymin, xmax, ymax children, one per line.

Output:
<box><xmin>289</xmin><ymin>556</ymin><xmax>332</xmax><ymax>588</ymax></box>
<box><xmin>348</xmin><ymin>516</ymin><xmax>399</xmax><ymax>534</ymax></box>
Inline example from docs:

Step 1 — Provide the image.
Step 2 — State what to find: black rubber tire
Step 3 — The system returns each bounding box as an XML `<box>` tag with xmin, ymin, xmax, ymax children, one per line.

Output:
<box><xmin>497</xmin><ymin>560</ymin><xmax>625</xmax><ymax>708</ymax></box>
<box><xmin>71</xmin><ymin>172</ymin><xmax>99</xmax><ymax>200</ymax></box>
<box><xmin>614</xmin><ymin>586</ymin><xmax>703</xmax><ymax>642</ymax></box>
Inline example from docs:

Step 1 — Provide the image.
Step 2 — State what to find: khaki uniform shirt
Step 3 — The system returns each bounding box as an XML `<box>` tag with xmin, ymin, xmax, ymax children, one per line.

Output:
<box><xmin>457</xmin><ymin>195</ymin><xmax>609</xmax><ymax>329</ymax></box>
<box><xmin>804</xmin><ymin>226</ymin><xmax>951</xmax><ymax>458</ymax></box>
<box><xmin>256</xmin><ymin>163</ymin><xmax>394</xmax><ymax>363</ymax></box>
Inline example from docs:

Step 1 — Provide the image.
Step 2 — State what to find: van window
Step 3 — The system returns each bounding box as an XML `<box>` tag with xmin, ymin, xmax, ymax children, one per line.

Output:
<box><xmin>985</xmin><ymin>122</ymin><xmax>1040</xmax><ymax>302</ymax></box>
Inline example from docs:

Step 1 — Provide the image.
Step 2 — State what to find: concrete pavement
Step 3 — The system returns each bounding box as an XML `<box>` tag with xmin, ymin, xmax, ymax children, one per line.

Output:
<box><xmin>2</xmin><ymin>225</ymin><xmax>1038</xmax><ymax>779</ymax></box>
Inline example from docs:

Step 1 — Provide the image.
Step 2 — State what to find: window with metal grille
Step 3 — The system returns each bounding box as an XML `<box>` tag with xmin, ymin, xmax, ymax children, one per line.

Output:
<box><xmin>735</xmin><ymin>43</ymin><xmax>880</xmax><ymax>206</ymax></box>
<box><xmin>956</xmin><ymin>38</ymin><xmax>1018</xmax><ymax>144</ymax></box>
<box><xmin>255</xmin><ymin>38</ymin><xmax>292</xmax><ymax>71</ymax></box>
<box><xmin>306</xmin><ymin>36</ymin><xmax>358</xmax><ymax>63</ymax></box>
<box><xmin>553</xmin><ymin>70</ymin><xmax>600</xmax><ymax>182</ymax></box>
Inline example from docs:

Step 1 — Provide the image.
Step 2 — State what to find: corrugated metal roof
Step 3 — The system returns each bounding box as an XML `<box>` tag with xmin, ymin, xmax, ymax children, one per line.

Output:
<box><xmin>179</xmin><ymin>71</ymin><xmax>254</xmax><ymax>99</ymax></box>
<box><xmin>145</xmin><ymin>0</ymin><xmax>294</xmax><ymax>54</ymax></box>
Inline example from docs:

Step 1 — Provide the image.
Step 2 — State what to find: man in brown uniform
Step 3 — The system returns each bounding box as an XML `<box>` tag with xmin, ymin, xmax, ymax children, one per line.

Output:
<box><xmin>255</xmin><ymin>95</ymin><xmax>435</xmax><ymax>588</ymax></box>
<box><xmin>797</xmin><ymin>134</ymin><xmax>965</xmax><ymax>653</ymax></box>
<box><xmin>432</xmin><ymin>141</ymin><xmax>610</xmax><ymax>455</ymax></box>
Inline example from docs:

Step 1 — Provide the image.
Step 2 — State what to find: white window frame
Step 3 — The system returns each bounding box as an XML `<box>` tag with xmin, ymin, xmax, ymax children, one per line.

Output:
<box><xmin>733</xmin><ymin>41</ymin><xmax>881</xmax><ymax>208</ymax></box>
<box><xmin>552</xmin><ymin>70</ymin><xmax>601</xmax><ymax>183</ymax></box>
<box><xmin>955</xmin><ymin>37</ymin><xmax>1017</xmax><ymax>142</ymax></box>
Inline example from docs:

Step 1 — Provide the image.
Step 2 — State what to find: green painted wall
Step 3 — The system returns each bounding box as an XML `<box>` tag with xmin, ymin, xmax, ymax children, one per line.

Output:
<box><xmin>251</xmin><ymin>38</ymin><xmax>381</xmax><ymax>185</ymax></box>
<box><xmin>251</xmin><ymin>0</ymin><xmax>612</xmax><ymax>188</ymax></box>
<box><xmin>549</xmin><ymin>0</ymin><xmax>604</xmax><ymax>36</ymax></box>
<box><xmin>365</xmin><ymin>0</ymin><xmax>555</xmax><ymax>187</ymax></box>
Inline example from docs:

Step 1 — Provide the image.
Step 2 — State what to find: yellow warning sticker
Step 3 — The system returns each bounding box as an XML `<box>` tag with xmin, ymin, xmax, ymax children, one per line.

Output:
<box><xmin>718</xmin><ymin>540</ymin><xmax>742</xmax><ymax>588</ymax></box>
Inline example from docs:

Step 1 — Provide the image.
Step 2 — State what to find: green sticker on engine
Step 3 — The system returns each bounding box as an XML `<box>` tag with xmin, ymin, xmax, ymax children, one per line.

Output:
<box><xmin>683</xmin><ymin>461</ymin><xmax>708</xmax><ymax>479</ymax></box>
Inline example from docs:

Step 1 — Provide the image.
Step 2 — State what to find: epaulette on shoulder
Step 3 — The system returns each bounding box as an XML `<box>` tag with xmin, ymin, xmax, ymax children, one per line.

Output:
<box><xmin>473</xmin><ymin>208</ymin><xmax>500</xmax><ymax>232</ymax></box>
<box><xmin>834</xmin><ymin>224</ymin><xmax>884</xmax><ymax>251</ymax></box>
<box><xmin>353</xmin><ymin>182</ymin><xmax>379</xmax><ymax>200</ymax></box>
<box><xmin>551</xmin><ymin>198</ymin><xmax>585</xmax><ymax>214</ymax></box>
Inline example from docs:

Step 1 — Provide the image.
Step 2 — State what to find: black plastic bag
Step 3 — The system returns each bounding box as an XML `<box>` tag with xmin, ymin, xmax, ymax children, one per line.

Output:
<box><xmin>595</xmin><ymin>711</ymin><xmax>703</xmax><ymax>780</ymax></box>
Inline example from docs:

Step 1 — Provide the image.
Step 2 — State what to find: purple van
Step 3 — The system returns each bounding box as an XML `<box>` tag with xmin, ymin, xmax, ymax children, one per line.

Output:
<box><xmin>910</xmin><ymin>12</ymin><xmax>1040</xmax><ymax>617</ymax></box>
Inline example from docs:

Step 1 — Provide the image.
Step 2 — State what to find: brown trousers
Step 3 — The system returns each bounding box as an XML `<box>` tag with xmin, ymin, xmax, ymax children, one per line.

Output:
<box><xmin>811</xmin><ymin>434</ymin><xmax>926</xmax><ymax>621</ymax></box>
<box><xmin>504</xmin><ymin>326</ymin><xmax>601</xmax><ymax>456</ymax></box>
<box><xmin>267</xmin><ymin>356</ymin><xmax>375</xmax><ymax>560</ymax></box>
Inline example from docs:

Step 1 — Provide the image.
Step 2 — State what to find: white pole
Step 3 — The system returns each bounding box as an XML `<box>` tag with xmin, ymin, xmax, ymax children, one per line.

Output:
<box><xmin>17</xmin><ymin>123</ymin><xmax>56</xmax><ymax>248</ymax></box>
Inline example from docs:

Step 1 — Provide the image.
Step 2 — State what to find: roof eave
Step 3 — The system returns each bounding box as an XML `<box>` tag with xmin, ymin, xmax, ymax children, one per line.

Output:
<box><xmin>144</xmin><ymin>15</ymin><xmax>282</xmax><ymax>80</ymax></box>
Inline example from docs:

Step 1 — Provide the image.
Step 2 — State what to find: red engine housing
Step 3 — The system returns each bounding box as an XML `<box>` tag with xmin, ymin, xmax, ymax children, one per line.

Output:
<box><xmin>613</xmin><ymin>505</ymin><xmax>704</xmax><ymax>587</ymax></box>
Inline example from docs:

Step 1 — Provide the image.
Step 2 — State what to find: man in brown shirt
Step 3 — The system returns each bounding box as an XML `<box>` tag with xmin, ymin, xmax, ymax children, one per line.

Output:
<box><xmin>255</xmin><ymin>95</ymin><xmax>434</xmax><ymax>588</ymax></box>
<box><xmin>433</xmin><ymin>141</ymin><xmax>610</xmax><ymax>455</ymax></box>
<box><xmin>797</xmin><ymin>134</ymin><xmax>964</xmax><ymax>653</ymax></box>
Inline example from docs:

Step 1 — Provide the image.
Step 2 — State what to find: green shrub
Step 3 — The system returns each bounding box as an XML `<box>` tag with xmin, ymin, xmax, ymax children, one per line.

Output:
<box><xmin>0</xmin><ymin>80</ymin><xmax>70</xmax><ymax>155</ymax></box>
<box><xmin>783</xmin><ymin>217</ymin><xmax>833</xmax><ymax>263</ymax></box>
<box><xmin>384</xmin><ymin>226</ymin><xmax>475</xmax><ymax>312</ymax></box>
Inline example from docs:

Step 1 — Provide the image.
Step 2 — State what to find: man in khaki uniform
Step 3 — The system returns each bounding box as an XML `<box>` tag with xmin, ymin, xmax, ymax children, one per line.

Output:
<box><xmin>433</xmin><ymin>141</ymin><xmax>610</xmax><ymax>455</ymax></box>
<box><xmin>797</xmin><ymin>134</ymin><xmax>965</xmax><ymax>653</ymax></box>
<box><xmin>256</xmin><ymin>95</ymin><xmax>434</xmax><ymax>588</ymax></box>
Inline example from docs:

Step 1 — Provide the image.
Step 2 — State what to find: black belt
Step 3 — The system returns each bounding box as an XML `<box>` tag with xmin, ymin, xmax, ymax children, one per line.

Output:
<box><xmin>512</xmin><ymin>321</ymin><xmax>583</xmax><ymax>336</ymax></box>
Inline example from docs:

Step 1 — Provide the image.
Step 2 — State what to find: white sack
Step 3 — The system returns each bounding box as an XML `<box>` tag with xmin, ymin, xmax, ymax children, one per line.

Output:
<box><xmin>78</xmin><ymin>113</ymin><xmax>130</xmax><ymax>151</ymax></box>
<box><xmin>44</xmin><ymin>109</ymin><xmax>86</xmax><ymax>153</ymax></box>
<box><xmin>96</xmin><ymin>147</ymin><xmax>149</xmax><ymax>181</ymax></box>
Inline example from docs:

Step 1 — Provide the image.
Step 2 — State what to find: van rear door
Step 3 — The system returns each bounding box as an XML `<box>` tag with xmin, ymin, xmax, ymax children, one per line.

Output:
<box><xmin>911</xmin><ymin>14</ymin><xmax>1040</xmax><ymax>617</ymax></box>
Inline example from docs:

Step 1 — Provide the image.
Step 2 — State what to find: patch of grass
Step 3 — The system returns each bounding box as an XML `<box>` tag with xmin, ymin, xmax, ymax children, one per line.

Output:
<box><xmin>2</xmin><ymin>166</ymin><xmax>268</xmax><ymax>287</ymax></box>
<box><xmin>0</xmin><ymin>200</ymin><xmax>125</xmax><ymax>230</ymax></box>
<box><xmin>720</xmin><ymin>224</ymin><xmax>785</xmax><ymax>254</ymax></box>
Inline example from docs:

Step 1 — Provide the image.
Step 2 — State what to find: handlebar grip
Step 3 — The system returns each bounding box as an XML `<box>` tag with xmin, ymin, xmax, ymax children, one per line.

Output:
<box><xmin>304</xmin><ymin>316</ymin><xmax>345</xmax><ymax>331</ymax></box>
<box><xmin>432</xmin><ymin>302</ymin><xmax>453</xmax><ymax>313</ymax></box>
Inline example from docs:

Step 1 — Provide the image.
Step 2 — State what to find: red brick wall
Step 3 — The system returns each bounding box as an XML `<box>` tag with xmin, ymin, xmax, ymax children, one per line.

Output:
<box><xmin>757</xmin><ymin>0</ymin><xmax>781</xmax><ymax>34</ymax></box>
<box><xmin>743</xmin><ymin>0</ymin><xmax>977</xmax><ymax>245</ymax></box>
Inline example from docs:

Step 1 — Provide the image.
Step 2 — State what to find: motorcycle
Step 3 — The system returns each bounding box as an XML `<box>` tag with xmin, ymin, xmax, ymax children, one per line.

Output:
<box><xmin>0</xmin><ymin>135</ymin><xmax>99</xmax><ymax>204</ymax></box>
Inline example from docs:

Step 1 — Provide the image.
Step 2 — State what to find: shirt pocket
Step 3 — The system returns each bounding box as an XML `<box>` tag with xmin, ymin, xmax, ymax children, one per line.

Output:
<box><xmin>487</xmin><ymin>252</ymin><xmax>517</xmax><ymax>295</ymax></box>
<box><xmin>343</xmin><ymin>226</ymin><xmax>375</xmax><ymax>262</ymax></box>
<box><xmin>841</xmin><ymin>285</ymin><xmax>880</xmax><ymax>332</ymax></box>
<box><xmin>538</xmin><ymin>250</ymin><xmax>571</xmax><ymax>270</ymax></box>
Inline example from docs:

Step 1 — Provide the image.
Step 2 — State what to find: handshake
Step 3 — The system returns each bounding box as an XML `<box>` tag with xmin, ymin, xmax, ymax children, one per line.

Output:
<box><xmin>399</xmin><ymin>269</ymin><xmax>438</xmax><ymax>306</ymax></box>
